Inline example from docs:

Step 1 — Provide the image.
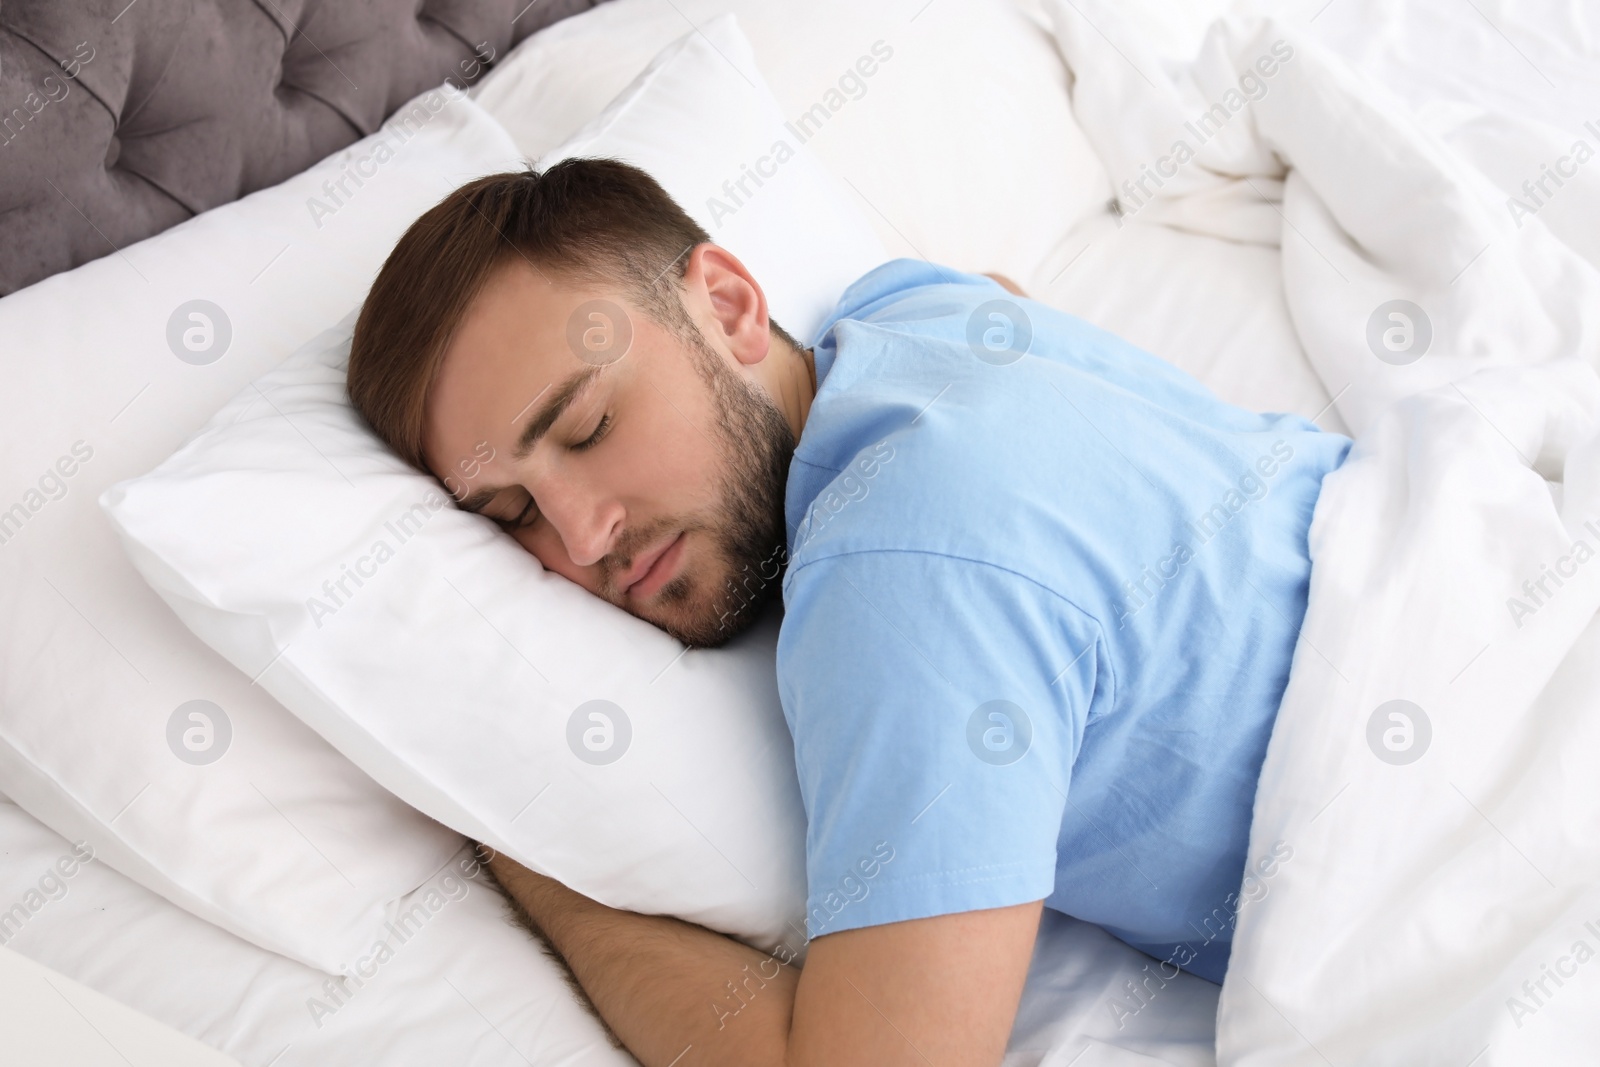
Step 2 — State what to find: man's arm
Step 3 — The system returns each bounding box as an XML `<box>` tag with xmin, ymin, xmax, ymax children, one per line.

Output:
<box><xmin>488</xmin><ymin>851</ymin><xmax>1042</xmax><ymax>1067</ymax></box>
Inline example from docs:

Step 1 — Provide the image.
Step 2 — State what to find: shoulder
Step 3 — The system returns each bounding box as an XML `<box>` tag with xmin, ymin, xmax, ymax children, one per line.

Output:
<box><xmin>813</xmin><ymin>259</ymin><xmax>999</xmax><ymax>343</ymax></box>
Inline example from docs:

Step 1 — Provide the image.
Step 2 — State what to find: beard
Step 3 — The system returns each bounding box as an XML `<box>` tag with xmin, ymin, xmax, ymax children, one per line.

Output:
<box><xmin>597</xmin><ymin>322</ymin><xmax>797</xmax><ymax>648</ymax></box>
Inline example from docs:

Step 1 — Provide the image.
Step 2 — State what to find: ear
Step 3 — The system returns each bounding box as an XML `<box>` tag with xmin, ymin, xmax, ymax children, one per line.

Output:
<box><xmin>682</xmin><ymin>243</ymin><xmax>773</xmax><ymax>367</ymax></box>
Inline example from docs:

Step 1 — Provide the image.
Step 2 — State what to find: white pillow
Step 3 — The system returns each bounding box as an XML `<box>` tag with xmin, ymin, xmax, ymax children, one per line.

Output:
<box><xmin>472</xmin><ymin>0</ymin><xmax>1113</xmax><ymax>290</ymax></box>
<box><xmin>535</xmin><ymin>15</ymin><xmax>888</xmax><ymax>344</ymax></box>
<box><xmin>105</xmin><ymin>19</ymin><xmax>890</xmax><ymax>952</ymax></box>
<box><xmin>0</xmin><ymin>85</ymin><xmax>523</xmax><ymax>972</ymax></box>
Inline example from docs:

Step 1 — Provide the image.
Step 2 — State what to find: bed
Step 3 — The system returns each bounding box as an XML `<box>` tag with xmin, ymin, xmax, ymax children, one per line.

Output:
<box><xmin>1</xmin><ymin>0</ymin><xmax>1596</xmax><ymax>1064</ymax></box>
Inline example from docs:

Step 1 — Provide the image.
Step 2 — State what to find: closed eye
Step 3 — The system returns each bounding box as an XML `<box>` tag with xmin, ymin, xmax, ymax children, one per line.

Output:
<box><xmin>481</xmin><ymin>413</ymin><xmax>607</xmax><ymax>530</ymax></box>
<box><xmin>484</xmin><ymin>487</ymin><xmax>538</xmax><ymax>530</ymax></box>
<box><xmin>572</xmin><ymin>413</ymin><xmax>611</xmax><ymax>452</ymax></box>
<box><xmin>509</xmin><ymin>493</ymin><xmax>538</xmax><ymax>528</ymax></box>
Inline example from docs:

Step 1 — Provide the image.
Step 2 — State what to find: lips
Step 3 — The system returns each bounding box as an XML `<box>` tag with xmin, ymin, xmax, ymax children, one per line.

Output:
<box><xmin>620</xmin><ymin>531</ymin><xmax>685</xmax><ymax>600</ymax></box>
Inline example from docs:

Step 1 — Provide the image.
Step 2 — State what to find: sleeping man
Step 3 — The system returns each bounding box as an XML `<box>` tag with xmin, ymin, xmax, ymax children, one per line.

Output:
<box><xmin>347</xmin><ymin>159</ymin><xmax>1350</xmax><ymax>1067</ymax></box>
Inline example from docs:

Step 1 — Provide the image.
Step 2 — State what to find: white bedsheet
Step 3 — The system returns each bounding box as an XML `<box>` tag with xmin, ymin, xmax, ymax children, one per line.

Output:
<box><xmin>0</xmin><ymin>794</ymin><xmax>633</xmax><ymax>1066</ymax></box>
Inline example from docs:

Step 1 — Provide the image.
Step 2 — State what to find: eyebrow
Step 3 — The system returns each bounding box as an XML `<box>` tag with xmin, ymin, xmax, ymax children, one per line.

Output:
<box><xmin>454</xmin><ymin>364</ymin><xmax>602</xmax><ymax>515</ymax></box>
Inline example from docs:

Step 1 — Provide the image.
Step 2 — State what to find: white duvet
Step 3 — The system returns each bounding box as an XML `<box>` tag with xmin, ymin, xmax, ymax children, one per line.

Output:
<box><xmin>1048</xmin><ymin>2</ymin><xmax>1600</xmax><ymax>1062</ymax></box>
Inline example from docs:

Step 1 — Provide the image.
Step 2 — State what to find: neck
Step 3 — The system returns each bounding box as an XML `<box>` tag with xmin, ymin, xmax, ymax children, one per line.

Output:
<box><xmin>771</xmin><ymin>336</ymin><xmax>817</xmax><ymax>444</ymax></box>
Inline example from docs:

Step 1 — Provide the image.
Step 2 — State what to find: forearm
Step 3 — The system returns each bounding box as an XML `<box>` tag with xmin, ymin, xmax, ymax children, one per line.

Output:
<box><xmin>489</xmin><ymin>851</ymin><xmax>798</xmax><ymax>1067</ymax></box>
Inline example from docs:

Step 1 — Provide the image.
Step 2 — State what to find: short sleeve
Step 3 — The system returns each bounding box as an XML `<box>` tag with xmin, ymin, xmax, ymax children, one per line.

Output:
<box><xmin>776</xmin><ymin>549</ymin><xmax>1106</xmax><ymax>940</ymax></box>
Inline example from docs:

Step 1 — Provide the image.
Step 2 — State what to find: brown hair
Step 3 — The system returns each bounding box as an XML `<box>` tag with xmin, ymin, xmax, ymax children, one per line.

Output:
<box><xmin>347</xmin><ymin>158</ymin><xmax>798</xmax><ymax>470</ymax></box>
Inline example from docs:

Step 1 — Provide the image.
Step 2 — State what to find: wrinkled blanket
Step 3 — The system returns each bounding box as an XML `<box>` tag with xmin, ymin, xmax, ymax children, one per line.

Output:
<box><xmin>1047</xmin><ymin>4</ymin><xmax>1600</xmax><ymax>1062</ymax></box>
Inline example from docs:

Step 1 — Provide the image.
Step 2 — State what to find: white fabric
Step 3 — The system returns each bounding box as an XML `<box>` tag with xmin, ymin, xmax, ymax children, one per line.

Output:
<box><xmin>471</xmin><ymin>0</ymin><xmax>1114</xmax><ymax>287</ymax></box>
<box><xmin>104</xmin><ymin>19</ymin><xmax>891</xmax><ymax>958</ymax></box>
<box><xmin>1046</xmin><ymin>2</ymin><xmax>1600</xmax><ymax>1061</ymax></box>
<box><xmin>0</xmin><ymin>783</ymin><xmax>1217</xmax><ymax>1067</ymax></box>
<box><xmin>0</xmin><ymin>793</ymin><xmax>633</xmax><ymax>1067</ymax></box>
<box><xmin>1299</xmin><ymin>0</ymin><xmax>1600</xmax><ymax>140</ymax></box>
<box><xmin>1034</xmin><ymin>213</ymin><xmax>1343</xmax><ymax>433</ymax></box>
<box><xmin>1049</xmin><ymin>3</ymin><xmax>1600</xmax><ymax>436</ymax></box>
<box><xmin>1308</xmin><ymin>0</ymin><xmax>1600</xmax><ymax>278</ymax></box>
<box><xmin>0</xmin><ymin>86</ymin><xmax>523</xmax><ymax>972</ymax></box>
<box><xmin>1229</xmin><ymin>364</ymin><xmax>1600</xmax><ymax>1065</ymax></box>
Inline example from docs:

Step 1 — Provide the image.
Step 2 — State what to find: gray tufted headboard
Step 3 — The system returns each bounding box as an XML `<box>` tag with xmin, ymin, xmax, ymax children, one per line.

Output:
<box><xmin>0</xmin><ymin>0</ymin><xmax>612</xmax><ymax>296</ymax></box>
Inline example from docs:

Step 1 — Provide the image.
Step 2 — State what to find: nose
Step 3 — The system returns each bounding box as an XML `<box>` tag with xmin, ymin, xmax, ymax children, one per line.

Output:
<box><xmin>535</xmin><ymin>472</ymin><xmax>623</xmax><ymax>569</ymax></box>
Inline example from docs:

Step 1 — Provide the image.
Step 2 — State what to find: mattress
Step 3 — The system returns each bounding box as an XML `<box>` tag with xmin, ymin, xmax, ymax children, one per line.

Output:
<box><xmin>4</xmin><ymin>0</ymin><xmax>1593</xmax><ymax>1064</ymax></box>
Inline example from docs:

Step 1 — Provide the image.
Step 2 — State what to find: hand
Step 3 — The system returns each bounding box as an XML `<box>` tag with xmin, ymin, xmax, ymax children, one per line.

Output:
<box><xmin>983</xmin><ymin>272</ymin><xmax>1028</xmax><ymax>297</ymax></box>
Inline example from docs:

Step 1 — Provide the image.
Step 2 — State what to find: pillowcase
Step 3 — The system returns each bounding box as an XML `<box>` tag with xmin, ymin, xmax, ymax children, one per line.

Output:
<box><xmin>104</xmin><ymin>18</ymin><xmax>890</xmax><ymax>952</ymax></box>
<box><xmin>471</xmin><ymin>0</ymin><xmax>1113</xmax><ymax>290</ymax></box>
<box><xmin>0</xmin><ymin>84</ymin><xmax>523</xmax><ymax>972</ymax></box>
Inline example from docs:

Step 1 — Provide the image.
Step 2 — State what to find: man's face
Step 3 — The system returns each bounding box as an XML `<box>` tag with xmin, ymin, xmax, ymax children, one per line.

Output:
<box><xmin>422</xmin><ymin>251</ymin><xmax>796</xmax><ymax>647</ymax></box>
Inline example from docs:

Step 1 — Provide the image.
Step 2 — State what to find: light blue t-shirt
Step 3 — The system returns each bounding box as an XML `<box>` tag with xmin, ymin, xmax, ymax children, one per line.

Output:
<box><xmin>776</xmin><ymin>259</ymin><xmax>1350</xmax><ymax>983</ymax></box>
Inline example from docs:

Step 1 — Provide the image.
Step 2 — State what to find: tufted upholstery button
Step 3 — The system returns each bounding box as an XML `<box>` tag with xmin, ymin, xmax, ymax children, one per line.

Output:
<box><xmin>0</xmin><ymin>0</ymin><xmax>613</xmax><ymax>295</ymax></box>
